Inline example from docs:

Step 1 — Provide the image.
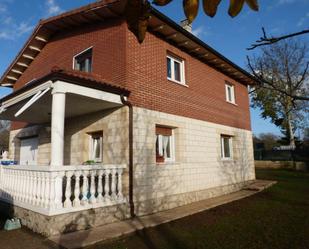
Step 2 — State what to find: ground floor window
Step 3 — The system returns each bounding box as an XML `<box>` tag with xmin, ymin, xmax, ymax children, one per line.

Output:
<box><xmin>221</xmin><ymin>135</ymin><xmax>232</xmax><ymax>159</ymax></box>
<box><xmin>156</xmin><ymin>125</ymin><xmax>175</xmax><ymax>163</ymax></box>
<box><xmin>89</xmin><ymin>131</ymin><xmax>103</xmax><ymax>162</ymax></box>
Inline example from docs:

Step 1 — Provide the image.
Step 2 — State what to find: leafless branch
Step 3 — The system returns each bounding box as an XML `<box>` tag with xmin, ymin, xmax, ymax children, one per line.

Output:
<box><xmin>247</xmin><ymin>56</ymin><xmax>309</xmax><ymax>101</ymax></box>
<box><xmin>247</xmin><ymin>27</ymin><xmax>309</xmax><ymax>50</ymax></box>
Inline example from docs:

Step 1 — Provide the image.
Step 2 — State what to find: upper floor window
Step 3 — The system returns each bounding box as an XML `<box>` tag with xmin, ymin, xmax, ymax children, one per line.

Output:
<box><xmin>156</xmin><ymin>125</ymin><xmax>175</xmax><ymax>163</ymax></box>
<box><xmin>221</xmin><ymin>135</ymin><xmax>232</xmax><ymax>160</ymax></box>
<box><xmin>225</xmin><ymin>83</ymin><xmax>235</xmax><ymax>104</ymax></box>
<box><xmin>89</xmin><ymin>131</ymin><xmax>103</xmax><ymax>162</ymax></box>
<box><xmin>167</xmin><ymin>54</ymin><xmax>186</xmax><ymax>85</ymax></box>
<box><xmin>74</xmin><ymin>48</ymin><xmax>92</xmax><ymax>73</ymax></box>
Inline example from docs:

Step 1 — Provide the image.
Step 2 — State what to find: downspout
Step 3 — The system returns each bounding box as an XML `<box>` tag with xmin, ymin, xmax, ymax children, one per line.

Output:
<box><xmin>120</xmin><ymin>95</ymin><xmax>135</xmax><ymax>218</ymax></box>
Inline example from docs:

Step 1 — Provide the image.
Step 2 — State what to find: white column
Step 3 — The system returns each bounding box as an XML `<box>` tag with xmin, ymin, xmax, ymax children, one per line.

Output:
<box><xmin>51</xmin><ymin>91</ymin><xmax>66</xmax><ymax>167</ymax></box>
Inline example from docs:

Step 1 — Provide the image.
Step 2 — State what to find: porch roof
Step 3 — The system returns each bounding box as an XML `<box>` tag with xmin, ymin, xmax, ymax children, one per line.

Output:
<box><xmin>0</xmin><ymin>68</ymin><xmax>129</xmax><ymax>123</ymax></box>
<box><xmin>0</xmin><ymin>67</ymin><xmax>129</xmax><ymax>103</ymax></box>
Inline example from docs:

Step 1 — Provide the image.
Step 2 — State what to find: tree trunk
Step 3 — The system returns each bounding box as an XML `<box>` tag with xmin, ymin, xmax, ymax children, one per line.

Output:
<box><xmin>287</xmin><ymin>112</ymin><xmax>296</xmax><ymax>149</ymax></box>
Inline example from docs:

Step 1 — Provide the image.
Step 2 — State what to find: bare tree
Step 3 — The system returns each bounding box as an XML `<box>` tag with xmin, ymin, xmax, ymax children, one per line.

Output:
<box><xmin>248</xmin><ymin>39</ymin><xmax>309</xmax><ymax>148</ymax></box>
<box><xmin>248</xmin><ymin>27</ymin><xmax>309</xmax><ymax>50</ymax></box>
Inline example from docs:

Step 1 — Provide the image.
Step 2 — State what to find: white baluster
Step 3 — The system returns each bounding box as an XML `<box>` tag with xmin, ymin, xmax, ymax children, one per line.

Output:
<box><xmin>38</xmin><ymin>172</ymin><xmax>44</xmax><ymax>207</ymax></box>
<box><xmin>29</xmin><ymin>171</ymin><xmax>35</xmax><ymax>205</ymax></box>
<box><xmin>64</xmin><ymin>171</ymin><xmax>73</xmax><ymax>208</ymax></box>
<box><xmin>73</xmin><ymin>171</ymin><xmax>81</xmax><ymax>207</ymax></box>
<box><xmin>19</xmin><ymin>170</ymin><xmax>25</xmax><ymax>202</ymax></box>
<box><xmin>54</xmin><ymin>172</ymin><xmax>64</xmax><ymax>209</ymax></box>
<box><xmin>111</xmin><ymin>168</ymin><xmax>117</xmax><ymax>200</ymax></box>
<box><xmin>104</xmin><ymin>169</ymin><xmax>111</xmax><ymax>203</ymax></box>
<box><xmin>33</xmin><ymin>171</ymin><xmax>38</xmax><ymax>206</ymax></box>
<box><xmin>81</xmin><ymin>171</ymin><xmax>89</xmax><ymax>205</ymax></box>
<box><xmin>89</xmin><ymin>171</ymin><xmax>96</xmax><ymax>204</ymax></box>
<box><xmin>44</xmin><ymin>171</ymin><xmax>50</xmax><ymax>209</ymax></box>
<box><xmin>97</xmin><ymin>170</ymin><xmax>104</xmax><ymax>202</ymax></box>
<box><xmin>49</xmin><ymin>172</ymin><xmax>57</xmax><ymax>210</ymax></box>
<box><xmin>41</xmin><ymin>172</ymin><xmax>47</xmax><ymax>208</ymax></box>
<box><xmin>117</xmin><ymin>168</ymin><xmax>124</xmax><ymax>201</ymax></box>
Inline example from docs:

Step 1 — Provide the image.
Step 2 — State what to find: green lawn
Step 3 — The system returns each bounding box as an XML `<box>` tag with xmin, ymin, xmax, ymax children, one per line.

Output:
<box><xmin>87</xmin><ymin>169</ymin><xmax>309</xmax><ymax>249</ymax></box>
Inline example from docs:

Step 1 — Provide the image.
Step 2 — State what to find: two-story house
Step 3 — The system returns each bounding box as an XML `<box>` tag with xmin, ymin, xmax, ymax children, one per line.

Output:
<box><xmin>0</xmin><ymin>0</ymin><xmax>256</xmax><ymax>236</ymax></box>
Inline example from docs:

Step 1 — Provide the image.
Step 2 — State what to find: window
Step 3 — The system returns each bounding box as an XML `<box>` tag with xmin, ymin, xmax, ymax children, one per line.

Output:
<box><xmin>221</xmin><ymin>135</ymin><xmax>232</xmax><ymax>159</ymax></box>
<box><xmin>74</xmin><ymin>48</ymin><xmax>93</xmax><ymax>73</ymax></box>
<box><xmin>156</xmin><ymin>126</ymin><xmax>175</xmax><ymax>163</ymax></box>
<box><xmin>89</xmin><ymin>131</ymin><xmax>103</xmax><ymax>162</ymax></box>
<box><xmin>225</xmin><ymin>83</ymin><xmax>235</xmax><ymax>104</ymax></box>
<box><xmin>167</xmin><ymin>54</ymin><xmax>185</xmax><ymax>85</ymax></box>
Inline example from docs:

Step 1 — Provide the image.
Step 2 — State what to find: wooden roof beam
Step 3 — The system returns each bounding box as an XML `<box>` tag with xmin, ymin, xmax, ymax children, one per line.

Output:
<box><xmin>22</xmin><ymin>54</ymin><xmax>35</xmax><ymax>60</ymax></box>
<box><xmin>11</xmin><ymin>69</ymin><xmax>23</xmax><ymax>75</ymax></box>
<box><xmin>6</xmin><ymin>75</ymin><xmax>18</xmax><ymax>81</ymax></box>
<box><xmin>29</xmin><ymin>46</ymin><xmax>41</xmax><ymax>52</ymax></box>
<box><xmin>1</xmin><ymin>83</ymin><xmax>14</xmax><ymax>87</ymax></box>
<box><xmin>17</xmin><ymin>62</ymin><xmax>29</xmax><ymax>68</ymax></box>
<box><xmin>35</xmin><ymin>36</ymin><xmax>48</xmax><ymax>43</ymax></box>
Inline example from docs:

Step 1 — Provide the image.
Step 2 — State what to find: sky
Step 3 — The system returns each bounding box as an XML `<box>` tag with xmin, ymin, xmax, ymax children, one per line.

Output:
<box><xmin>0</xmin><ymin>0</ymin><xmax>308</xmax><ymax>136</ymax></box>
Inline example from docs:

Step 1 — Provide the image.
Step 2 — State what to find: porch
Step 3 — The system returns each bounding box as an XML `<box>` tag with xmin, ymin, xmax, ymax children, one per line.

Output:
<box><xmin>0</xmin><ymin>69</ymin><xmax>130</xmax><ymax>216</ymax></box>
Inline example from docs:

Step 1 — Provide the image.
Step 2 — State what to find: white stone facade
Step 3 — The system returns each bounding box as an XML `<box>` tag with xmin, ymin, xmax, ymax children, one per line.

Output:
<box><xmin>6</xmin><ymin>106</ymin><xmax>255</xmax><ymax>235</ymax></box>
<box><xmin>132</xmin><ymin>107</ymin><xmax>255</xmax><ymax>214</ymax></box>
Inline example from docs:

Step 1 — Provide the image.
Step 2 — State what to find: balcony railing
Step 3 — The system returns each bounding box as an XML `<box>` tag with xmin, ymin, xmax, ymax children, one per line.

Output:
<box><xmin>0</xmin><ymin>164</ymin><xmax>126</xmax><ymax>216</ymax></box>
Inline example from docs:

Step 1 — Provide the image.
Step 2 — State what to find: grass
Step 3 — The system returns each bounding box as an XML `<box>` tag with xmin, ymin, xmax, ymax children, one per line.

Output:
<box><xmin>87</xmin><ymin>169</ymin><xmax>309</xmax><ymax>249</ymax></box>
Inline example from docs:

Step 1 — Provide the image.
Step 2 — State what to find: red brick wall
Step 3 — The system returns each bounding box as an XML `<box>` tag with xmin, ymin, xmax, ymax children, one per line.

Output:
<box><xmin>12</xmin><ymin>18</ymin><xmax>251</xmax><ymax>131</ymax></box>
<box><xmin>14</xmin><ymin>19</ymin><xmax>127</xmax><ymax>90</ymax></box>
<box><xmin>126</xmin><ymin>30</ymin><xmax>251</xmax><ymax>130</ymax></box>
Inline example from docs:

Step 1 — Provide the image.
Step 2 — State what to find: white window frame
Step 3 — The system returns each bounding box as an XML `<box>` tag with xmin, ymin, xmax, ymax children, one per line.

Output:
<box><xmin>167</xmin><ymin>54</ymin><xmax>186</xmax><ymax>85</ymax></box>
<box><xmin>73</xmin><ymin>46</ymin><xmax>93</xmax><ymax>73</ymax></box>
<box><xmin>225</xmin><ymin>83</ymin><xmax>236</xmax><ymax>104</ymax></box>
<box><xmin>89</xmin><ymin>132</ymin><xmax>103</xmax><ymax>163</ymax></box>
<box><xmin>156</xmin><ymin>130</ymin><xmax>175</xmax><ymax>163</ymax></box>
<box><xmin>221</xmin><ymin>135</ymin><xmax>233</xmax><ymax>160</ymax></box>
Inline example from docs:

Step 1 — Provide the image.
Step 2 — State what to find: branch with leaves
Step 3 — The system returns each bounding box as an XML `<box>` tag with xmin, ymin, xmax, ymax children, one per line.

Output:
<box><xmin>248</xmin><ymin>27</ymin><xmax>309</xmax><ymax>50</ymax></box>
<box><xmin>125</xmin><ymin>0</ymin><xmax>259</xmax><ymax>43</ymax></box>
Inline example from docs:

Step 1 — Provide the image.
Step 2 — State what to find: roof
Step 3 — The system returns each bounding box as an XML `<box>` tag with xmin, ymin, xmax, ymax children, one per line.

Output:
<box><xmin>0</xmin><ymin>67</ymin><xmax>130</xmax><ymax>103</ymax></box>
<box><xmin>0</xmin><ymin>0</ymin><xmax>256</xmax><ymax>88</ymax></box>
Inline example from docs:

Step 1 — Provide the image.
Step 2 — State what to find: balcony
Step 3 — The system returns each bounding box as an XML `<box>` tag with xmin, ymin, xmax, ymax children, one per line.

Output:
<box><xmin>0</xmin><ymin>164</ymin><xmax>126</xmax><ymax>215</ymax></box>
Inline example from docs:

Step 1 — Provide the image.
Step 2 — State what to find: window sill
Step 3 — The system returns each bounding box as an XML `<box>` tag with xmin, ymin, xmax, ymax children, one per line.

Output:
<box><xmin>156</xmin><ymin>161</ymin><xmax>178</xmax><ymax>166</ymax></box>
<box><xmin>221</xmin><ymin>158</ymin><xmax>233</xmax><ymax>162</ymax></box>
<box><xmin>167</xmin><ymin>78</ymin><xmax>188</xmax><ymax>88</ymax></box>
<box><xmin>226</xmin><ymin>101</ymin><xmax>238</xmax><ymax>106</ymax></box>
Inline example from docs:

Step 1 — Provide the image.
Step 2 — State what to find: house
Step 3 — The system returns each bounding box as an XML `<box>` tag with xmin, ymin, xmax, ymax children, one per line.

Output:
<box><xmin>0</xmin><ymin>0</ymin><xmax>256</xmax><ymax>236</ymax></box>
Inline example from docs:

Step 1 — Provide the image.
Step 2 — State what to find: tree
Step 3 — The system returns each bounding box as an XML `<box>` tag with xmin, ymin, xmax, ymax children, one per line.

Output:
<box><xmin>248</xmin><ymin>40</ymin><xmax>309</xmax><ymax>148</ymax></box>
<box><xmin>125</xmin><ymin>0</ymin><xmax>259</xmax><ymax>43</ymax></box>
<box><xmin>0</xmin><ymin>120</ymin><xmax>10</xmax><ymax>152</ymax></box>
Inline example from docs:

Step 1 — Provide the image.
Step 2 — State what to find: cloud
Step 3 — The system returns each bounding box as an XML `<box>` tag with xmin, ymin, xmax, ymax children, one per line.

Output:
<box><xmin>192</xmin><ymin>26</ymin><xmax>211</xmax><ymax>38</ymax></box>
<box><xmin>0</xmin><ymin>0</ymin><xmax>34</xmax><ymax>40</ymax></box>
<box><xmin>297</xmin><ymin>12</ymin><xmax>309</xmax><ymax>27</ymax></box>
<box><xmin>46</xmin><ymin>0</ymin><xmax>62</xmax><ymax>16</ymax></box>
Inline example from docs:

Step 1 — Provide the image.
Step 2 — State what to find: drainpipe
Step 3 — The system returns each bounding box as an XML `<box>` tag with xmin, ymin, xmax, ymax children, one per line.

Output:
<box><xmin>120</xmin><ymin>95</ymin><xmax>135</xmax><ymax>218</ymax></box>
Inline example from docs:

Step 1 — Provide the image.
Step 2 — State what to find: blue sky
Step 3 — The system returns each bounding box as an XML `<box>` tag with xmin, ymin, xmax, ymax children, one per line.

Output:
<box><xmin>0</xmin><ymin>0</ymin><xmax>308</xmax><ymax>136</ymax></box>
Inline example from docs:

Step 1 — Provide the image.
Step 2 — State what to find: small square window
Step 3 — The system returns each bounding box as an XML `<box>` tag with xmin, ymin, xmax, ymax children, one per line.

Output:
<box><xmin>89</xmin><ymin>131</ymin><xmax>103</xmax><ymax>162</ymax></box>
<box><xmin>74</xmin><ymin>48</ymin><xmax>93</xmax><ymax>73</ymax></box>
<box><xmin>225</xmin><ymin>83</ymin><xmax>235</xmax><ymax>104</ymax></box>
<box><xmin>156</xmin><ymin>126</ymin><xmax>175</xmax><ymax>163</ymax></box>
<box><xmin>221</xmin><ymin>135</ymin><xmax>232</xmax><ymax>159</ymax></box>
<box><xmin>167</xmin><ymin>54</ymin><xmax>186</xmax><ymax>85</ymax></box>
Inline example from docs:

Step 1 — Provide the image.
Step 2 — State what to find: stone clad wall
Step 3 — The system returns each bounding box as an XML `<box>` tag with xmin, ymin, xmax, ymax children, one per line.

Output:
<box><xmin>133</xmin><ymin>107</ymin><xmax>255</xmax><ymax>215</ymax></box>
